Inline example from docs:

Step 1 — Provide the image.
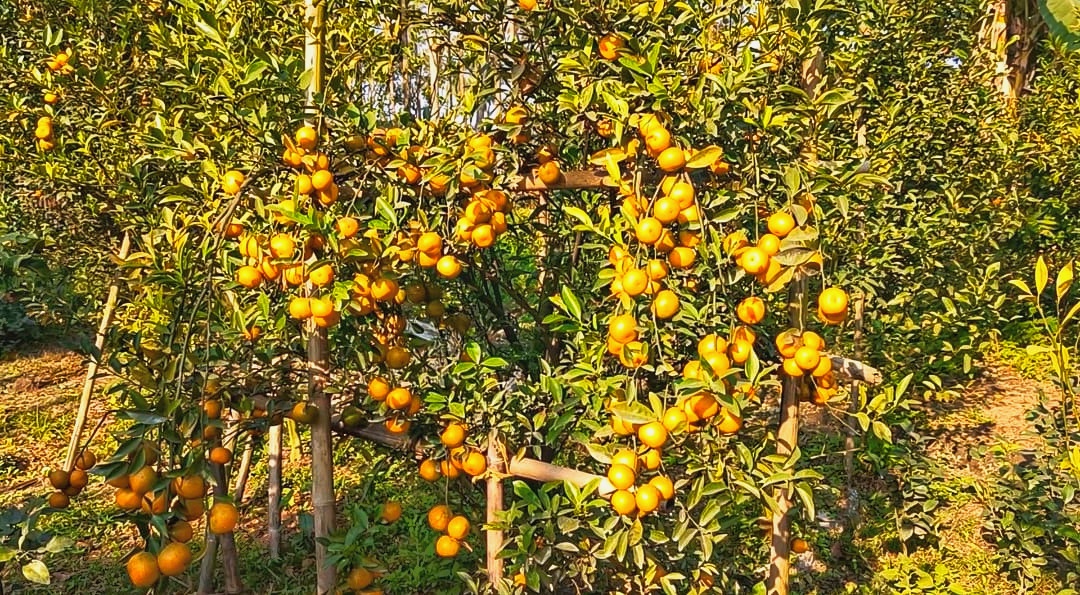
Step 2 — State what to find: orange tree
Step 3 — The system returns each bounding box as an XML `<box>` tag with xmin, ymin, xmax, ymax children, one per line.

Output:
<box><xmin>3</xmin><ymin>0</ymin><xmax>1068</xmax><ymax>593</ymax></box>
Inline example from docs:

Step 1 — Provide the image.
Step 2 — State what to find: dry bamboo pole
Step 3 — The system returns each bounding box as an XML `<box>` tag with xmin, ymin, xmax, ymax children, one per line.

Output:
<box><xmin>302</xmin><ymin>0</ymin><xmax>335</xmax><ymax>592</ymax></box>
<box><xmin>232</xmin><ymin>437</ymin><xmax>255</xmax><ymax>503</ymax></box>
<box><xmin>196</xmin><ymin>533</ymin><xmax>219</xmax><ymax>594</ymax></box>
<box><xmin>64</xmin><ymin>232</ymin><xmax>130</xmax><ymax>471</ymax></box>
<box><xmin>485</xmin><ymin>429</ymin><xmax>505</xmax><ymax>585</ymax></box>
<box><xmin>767</xmin><ymin>275</ymin><xmax>807</xmax><ymax>595</ymax></box>
<box><xmin>267</xmin><ymin>421</ymin><xmax>283</xmax><ymax>559</ymax></box>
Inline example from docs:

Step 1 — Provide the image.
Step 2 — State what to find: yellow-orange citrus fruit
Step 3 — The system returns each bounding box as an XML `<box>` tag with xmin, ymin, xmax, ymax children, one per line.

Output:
<box><xmin>729</xmin><ymin>339</ymin><xmax>753</xmax><ymax>364</ymax></box>
<box><xmin>668</xmin><ymin>246</ymin><xmax>696</xmax><ymax>269</ymax></box>
<box><xmin>767</xmin><ymin>212</ymin><xmax>796</xmax><ymax>237</ymax></box>
<box><xmin>347</xmin><ymin>567</ymin><xmax>375</xmax><ymax>590</ymax></box>
<box><xmin>462</xmin><ymin>451</ymin><xmax>487</xmax><ymax>476</ymax></box>
<box><xmin>758</xmin><ymin>233</ymin><xmax>781</xmax><ymax>256</ymax></box>
<box><xmin>436</xmin><ymin>534</ymin><xmax>460</xmax><ymax>557</ymax></box>
<box><xmin>611</xmin><ymin>415</ymin><xmax>637</xmax><ymax>436</ymax></box>
<box><xmin>717</xmin><ymin>408</ymin><xmax>743</xmax><ymax>434</ymax></box>
<box><xmin>653</xmin><ymin>197</ymin><xmax>680</xmax><ymax>224</ymax></box>
<box><xmin>607</xmin><ymin>464</ymin><xmax>636</xmax><ymax>490</ymax></box>
<box><xmin>157</xmin><ymin>542</ymin><xmax>192</xmax><ymax>577</ymax></box>
<box><xmin>221</xmin><ymin>170</ymin><xmax>244</xmax><ymax>195</ymax></box>
<box><xmin>128</xmin><ymin>466</ymin><xmax>158</xmax><ymax>495</ymax></box>
<box><xmin>385</xmin><ymin>346</ymin><xmax>411</xmax><ymax>369</ymax></box>
<box><xmin>636</xmin><ymin>217</ymin><xmax>663</xmax><ymax>244</ymax></box>
<box><xmin>794</xmin><ymin>346</ymin><xmax>821</xmax><ymax>371</ymax></box>
<box><xmin>740</xmin><ymin>247</ymin><xmax>770</xmax><ymax>275</ymax></box>
<box><xmin>419</xmin><ymin>459</ymin><xmax>440</xmax><ymax>481</ymax></box>
<box><xmin>174</xmin><ymin>475</ymin><xmax>205</xmax><ymax>499</ymax></box>
<box><xmin>48</xmin><ymin>491</ymin><xmax>70</xmax><ymax>508</ymax></box>
<box><xmin>611</xmin><ymin>489</ymin><xmax>637</xmax><ymax>515</ymax></box>
<box><xmin>428</xmin><ymin>504</ymin><xmax>453</xmax><ymax>531</ymax></box>
<box><xmin>368</xmin><ymin>376</ymin><xmax>390</xmax><ymax>401</ymax></box>
<box><xmin>598</xmin><ymin>34</ymin><xmax>625</xmax><ymax>60</ymax></box>
<box><xmin>651</xmin><ymin>290</ymin><xmax>680</xmax><ymax>319</ymax></box>
<box><xmin>441</xmin><ymin>423</ymin><xmax>466</xmax><ymax>448</ymax></box>
<box><xmin>635</xmin><ymin>484</ymin><xmax>663</xmax><ymax>514</ymax></box>
<box><xmin>447</xmin><ymin>515</ymin><xmax>470</xmax><ymax>539</ymax></box>
<box><xmin>436</xmin><ymin>255</ymin><xmax>462</xmax><ymax>279</ymax></box>
<box><xmin>336</xmin><ymin>217</ymin><xmax>359</xmax><ymax>239</ymax></box>
<box><xmin>657</xmin><ymin>146</ymin><xmax>686</xmax><ymax>172</ymax></box>
<box><xmin>611</xmin><ymin>448</ymin><xmax>639</xmax><ymax>470</ymax></box>
<box><xmin>295</xmin><ymin>125</ymin><xmax>318</xmax><ymax>150</ymax></box>
<box><xmin>782</xmin><ymin>357</ymin><xmax>805</xmax><ymax>377</ymax></box>
<box><xmin>126</xmin><ymin>551</ymin><xmax>160</xmax><ymax>588</ymax></box>
<box><xmin>801</xmin><ymin>331</ymin><xmax>825</xmax><ymax>351</ymax></box>
<box><xmin>640</xmin><ymin>447</ymin><xmax>662</xmax><ymax>470</ymax></box>
<box><xmin>537</xmin><ymin>161</ymin><xmax>562</xmax><ymax>185</ymax></box>
<box><xmin>638</xmin><ymin>422</ymin><xmax>668</xmax><ymax>449</ymax></box>
<box><xmin>649</xmin><ymin>475</ymin><xmax>675</xmax><ymax>500</ymax></box>
<box><xmin>209</xmin><ymin>501</ymin><xmax>239</xmax><ymax>534</ymax></box>
<box><xmin>662</xmin><ymin>407</ymin><xmax>688</xmax><ymax>433</ymax></box>
<box><xmin>684</xmin><ymin>392</ymin><xmax>719</xmax><ymax>423</ymax></box>
<box><xmin>791</xmin><ymin>538</ymin><xmax>810</xmax><ymax>553</ymax></box>
<box><xmin>381</xmin><ymin>501</ymin><xmax>403</xmax><ymax>523</ymax></box>
<box><xmin>169</xmin><ymin>520</ymin><xmax>194</xmax><ymax>543</ymax></box>
<box><xmin>289</xmin><ymin>297</ymin><xmax>312</xmax><ymax>320</ymax></box>
<box><xmin>236</xmin><ymin>266</ymin><xmax>262</xmax><ymax>289</ymax></box>
<box><xmin>737</xmin><ymin>296</ymin><xmax>766</xmax><ymax>325</ymax></box>
<box><xmin>818</xmin><ymin>287</ymin><xmax>849</xmax><ymax>316</ymax></box>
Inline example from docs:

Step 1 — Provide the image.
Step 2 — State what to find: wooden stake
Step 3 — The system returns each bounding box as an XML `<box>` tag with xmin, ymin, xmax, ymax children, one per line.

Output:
<box><xmin>267</xmin><ymin>421</ymin><xmax>283</xmax><ymax>559</ymax></box>
<box><xmin>485</xmin><ymin>429</ymin><xmax>505</xmax><ymax>585</ymax></box>
<box><xmin>232</xmin><ymin>436</ymin><xmax>255</xmax><ymax>503</ymax></box>
<box><xmin>843</xmin><ymin>293</ymin><xmax>866</xmax><ymax>516</ymax></box>
<box><xmin>64</xmin><ymin>232</ymin><xmax>130</xmax><ymax>471</ymax></box>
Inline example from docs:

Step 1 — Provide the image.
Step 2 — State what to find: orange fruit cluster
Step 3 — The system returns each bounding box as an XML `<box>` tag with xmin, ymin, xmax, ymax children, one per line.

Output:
<box><xmin>605</xmin><ymin>448</ymin><xmax>675</xmax><ymax>518</ymax></box>
<box><xmin>44</xmin><ymin>449</ymin><xmax>97</xmax><ymax>509</ymax></box>
<box><xmin>427</xmin><ymin>504</ymin><xmax>470</xmax><ymax>558</ymax></box>
<box><xmin>775</xmin><ymin>330</ymin><xmax>839</xmax><ymax>404</ymax></box>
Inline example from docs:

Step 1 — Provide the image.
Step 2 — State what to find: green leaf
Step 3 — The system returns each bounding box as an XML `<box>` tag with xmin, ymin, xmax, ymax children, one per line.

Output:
<box><xmin>1056</xmin><ymin>261</ymin><xmax>1074</xmax><ymax>303</ymax></box>
<box><xmin>609</xmin><ymin>401</ymin><xmax>654</xmax><ymax>424</ymax></box>
<box><xmin>684</xmin><ymin>146</ymin><xmax>722</xmax><ymax>169</ymax></box>
<box><xmin>22</xmin><ymin>560</ymin><xmax>50</xmax><ymax>585</ymax></box>
<box><xmin>44</xmin><ymin>535</ymin><xmax>73</xmax><ymax>553</ymax></box>
<box><xmin>563</xmin><ymin>206</ymin><xmax>594</xmax><ymax>229</ymax></box>
<box><xmin>0</xmin><ymin>545</ymin><xmax>15</xmax><ymax>562</ymax></box>
<box><xmin>559</xmin><ymin>286</ymin><xmax>583</xmax><ymax>321</ymax></box>
<box><xmin>1040</xmin><ymin>0</ymin><xmax>1080</xmax><ymax>48</ymax></box>
<box><xmin>1035</xmin><ymin>255</ymin><xmax>1049</xmax><ymax>297</ymax></box>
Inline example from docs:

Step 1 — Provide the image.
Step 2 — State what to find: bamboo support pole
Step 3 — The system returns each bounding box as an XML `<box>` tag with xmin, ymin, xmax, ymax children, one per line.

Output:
<box><xmin>64</xmin><ymin>232</ymin><xmax>130</xmax><ymax>471</ymax></box>
<box><xmin>232</xmin><ymin>437</ymin><xmax>255</xmax><ymax>503</ymax></box>
<box><xmin>267</xmin><ymin>421</ymin><xmax>283</xmax><ymax>559</ymax></box>
<box><xmin>485</xmin><ymin>429</ymin><xmax>505</xmax><ymax>585</ymax></box>
<box><xmin>302</xmin><ymin>0</ymin><xmax>335</xmax><ymax>592</ymax></box>
<box><xmin>843</xmin><ymin>294</ymin><xmax>866</xmax><ymax>519</ymax></box>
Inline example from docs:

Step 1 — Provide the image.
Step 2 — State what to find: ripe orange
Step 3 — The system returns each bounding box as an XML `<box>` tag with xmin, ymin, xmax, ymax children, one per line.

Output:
<box><xmin>775</xmin><ymin>330</ymin><xmax>800</xmax><ymax>358</ymax></box>
<box><xmin>662</xmin><ymin>407</ymin><xmax>688</xmax><ymax>433</ymax></box>
<box><xmin>607</xmin><ymin>464</ymin><xmax>636</xmax><ymax>490</ymax></box>
<box><xmin>598</xmin><ymin>34</ymin><xmax>625</xmax><ymax>60</ymax></box>
<box><xmin>236</xmin><ymin>265</ymin><xmax>262</xmax><ymax>289</ymax></box>
<box><xmin>75</xmin><ymin>450</ymin><xmax>97</xmax><ymax>471</ymax></box>
<box><xmin>635</xmin><ymin>217</ymin><xmax>663</xmax><ymax>244</ymax></box>
<box><xmin>311</xmin><ymin>169</ymin><xmax>334</xmax><ymax>192</ymax></box>
<box><xmin>757</xmin><ymin>233</ymin><xmax>781</xmax><ymax>256</ymax></box>
<box><xmin>417</xmin><ymin>231</ymin><xmax>443</xmax><ymax>255</ymax></box>
<box><xmin>174</xmin><ymin>475</ymin><xmax>205</xmax><ymax>499</ymax></box>
<box><xmin>169</xmin><ymin>520</ymin><xmax>194</xmax><ymax>543</ymax></box>
<box><xmin>684</xmin><ymin>392</ymin><xmax>719</xmax><ymax>423</ymax></box>
<box><xmin>791</xmin><ymin>538</ymin><xmax>810</xmax><ymax>554</ymax></box>
<box><xmin>446</xmin><ymin>515</ymin><xmax>470</xmax><ymax>539</ymax></box>
<box><xmin>794</xmin><ymin>346</ymin><xmax>821</xmax><ymax>372</ymax></box>
<box><xmin>309</xmin><ymin>297</ymin><xmax>334</xmax><ymax>318</ymax></box>
<box><xmin>646</xmin><ymin>259</ymin><xmax>668</xmax><ymax>281</ymax></box>
<box><xmin>419</xmin><ymin>459</ymin><xmax>441</xmax><ymax>481</ymax></box>
<box><xmin>428</xmin><ymin>504</ymin><xmax>453</xmax><ymax>532</ymax></box>
<box><xmin>368</xmin><ymin>376</ymin><xmax>390</xmax><ymax>401</ymax></box>
<box><xmin>610</xmin><ymin>489</ymin><xmax>637</xmax><ymax>515</ymax></box>
<box><xmin>645</xmin><ymin>127</ymin><xmax>672</xmax><ymax>155</ymax></box>
<box><xmin>308</xmin><ymin>264</ymin><xmax>334</xmax><ymax>287</ymax></box>
<box><xmin>178</xmin><ymin>498</ymin><xmax>205</xmax><ymax>522</ymax></box>
<box><xmin>767</xmin><ymin>212</ymin><xmax>796</xmax><ymax>237</ymax></box>
<box><xmin>436</xmin><ymin>255</ymin><xmax>462</xmax><ymax>279</ymax></box>
<box><xmin>717</xmin><ymin>408</ymin><xmax>743</xmax><ymax>434</ymax></box>
<box><xmin>668</xmin><ymin>246</ymin><xmax>696</xmax><ymax>269</ymax></box>
<box><xmin>640</xmin><ymin>447</ymin><xmax>662</xmax><ymax>470</ymax></box>
<box><xmin>370</xmin><ymin>277</ymin><xmax>399</xmax><ymax>302</ymax></box>
<box><xmin>737</xmin><ymin>296</ymin><xmax>766</xmax><ymax>325</ymax></box>
<box><xmin>621</xmin><ymin>268</ymin><xmax>648</xmax><ymax>297</ymax></box>
<box><xmin>126</xmin><ymin>551</ymin><xmax>160</xmax><ymax>588</ymax></box>
<box><xmin>269</xmin><ymin>234</ymin><xmax>296</xmax><ymax>259</ymax></box>
<box><xmin>649</xmin><ymin>476</ymin><xmax>675</xmax><ymax>500</ymax></box>
<box><xmin>289</xmin><ymin>297</ymin><xmax>312</xmax><ymax>320</ymax></box>
<box><xmin>657</xmin><ymin>147</ymin><xmax>686</xmax><ymax>172</ymax></box>
<box><xmin>295</xmin><ymin>125</ymin><xmax>318</xmax><ymax>150</ymax></box>
<box><xmin>209</xmin><ymin>446</ymin><xmax>232</xmax><ymax>465</ymax></box>
<box><xmin>381</xmin><ymin>501</ymin><xmax>403</xmax><ymax>523</ymax></box>
<box><xmin>259</xmin><ymin>258</ymin><xmax>280</xmax><ymax>281</ymax></box>
<box><xmin>129</xmin><ymin>466</ymin><xmax>158</xmax><ymax>495</ymax></box>
<box><xmin>669</xmin><ymin>181</ymin><xmax>695</xmax><ymax>208</ymax></box>
<box><xmin>209</xmin><ymin>501</ymin><xmax>239</xmax><ymax>534</ymax></box>
<box><xmin>526</xmin><ymin>156</ymin><xmax>559</xmax><ymax>183</ymax></box>
<box><xmin>704</xmin><ymin>351</ymin><xmax>730</xmax><ymax>376</ymax></box>
<box><xmin>157</xmin><ymin>542</ymin><xmax>192</xmax><ymax>576</ymax></box>
<box><xmin>462</xmin><ymin>451</ymin><xmax>487</xmax><ymax>476</ymax></box>
<box><xmin>740</xmin><ymin>247</ymin><xmax>770</xmax><ymax>275</ymax></box>
<box><xmin>295</xmin><ymin>173</ymin><xmax>314</xmax><ymax>195</ymax></box>
<box><xmin>698</xmin><ymin>334</ymin><xmax>726</xmax><ymax>357</ymax></box>
<box><xmin>638</xmin><ymin>422</ymin><xmax>668</xmax><ymax>449</ymax></box>
<box><xmin>801</xmin><ymin>331</ymin><xmax>825</xmax><ymax>351</ymax></box>
<box><xmin>115</xmin><ymin>488</ymin><xmax>141</xmax><ymax>510</ymax></box>
<box><xmin>818</xmin><ymin>287</ymin><xmax>849</xmax><ymax>316</ymax></box>
<box><xmin>812</xmin><ymin>355</ymin><xmax>833</xmax><ymax>378</ymax></box>
<box><xmin>618</xmin><ymin>340</ymin><xmax>648</xmax><ymax>368</ymax></box>
<box><xmin>386</xmin><ymin>387</ymin><xmax>411</xmax><ymax>410</ymax></box>
<box><xmin>440</xmin><ymin>459</ymin><xmax>461</xmax><ymax>478</ymax></box>
<box><xmin>472</xmin><ymin>224</ymin><xmax>495</xmax><ymax>248</ymax></box>
<box><xmin>611</xmin><ymin>449</ymin><xmax>638</xmax><ymax>470</ymax></box>
<box><xmin>653</xmin><ymin>197</ymin><xmax>680</xmax><ymax>224</ymax></box>
<box><xmin>611</xmin><ymin>416</ymin><xmax>637</xmax><ymax>436</ymax></box>
<box><xmin>635</xmin><ymin>484</ymin><xmax>662</xmax><ymax>514</ymax></box>
<box><xmin>657</xmin><ymin>228</ymin><xmax>676</xmax><ymax>253</ymax></box>
<box><xmin>441</xmin><ymin>423</ymin><xmax>466</xmax><ymax>448</ymax></box>
<box><xmin>385</xmin><ymin>416</ymin><xmax>411</xmax><ymax>434</ymax></box>
<box><xmin>651</xmin><ymin>290</ymin><xmax>680</xmax><ymax>319</ymax></box>
<box><xmin>729</xmin><ymin>339</ymin><xmax>753</xmax><ymax>364</ymax></box>
<box><xmin>48</xmin><ymin>491</ymin><xmax>70</xmax><ymax>508</ymax></box>
<box><xmin>436</xmin><ymin>535</ymin><xmax>460</xmax><ymax>558</ymax></box>
<box><xmin>782</xmin><ymin>357</ymin><xmax>805</xmax><ymax>377</ymax></box>
<box><xmin>221</xmin><ymin>170</ymin><xmax>245</xmax><ymax>195</ymax></box>
<box><xmin>608</xmin><ymin>314</ymin><xmax>638</xmax><ymax>343</ymax></box>
<box><xmin>347</xmin><ymin>567</ymin><xmax>375</xmax><ymax>590</ymax></box>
